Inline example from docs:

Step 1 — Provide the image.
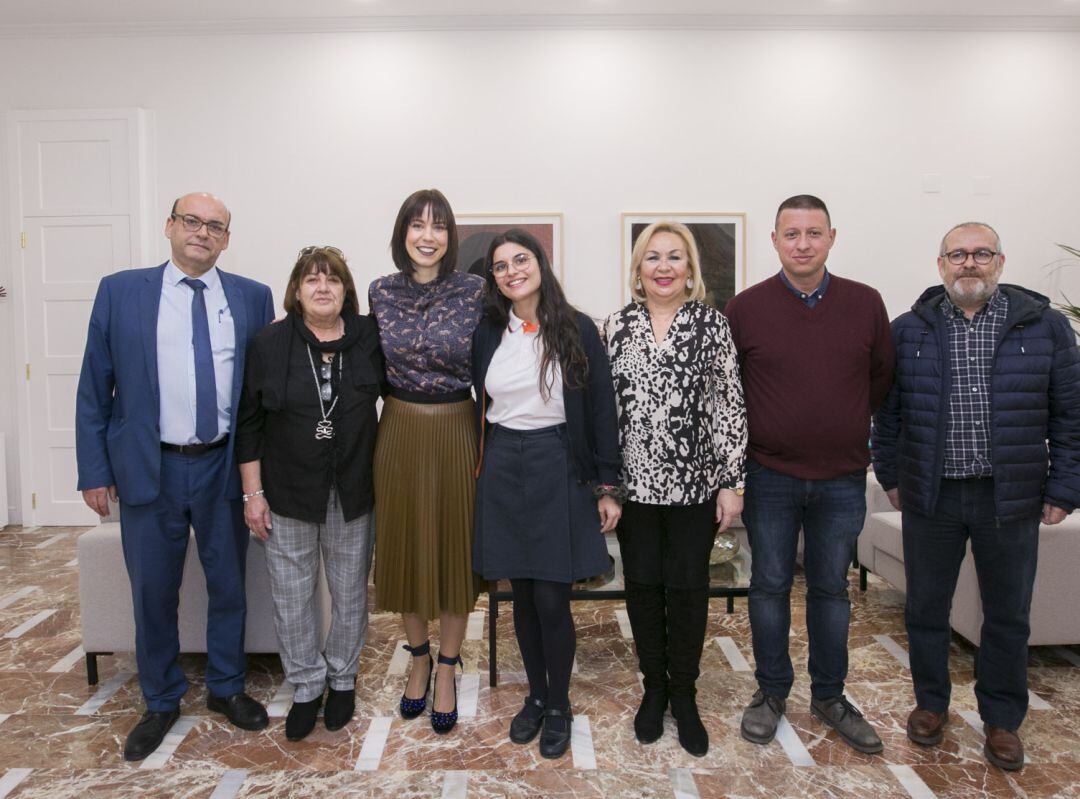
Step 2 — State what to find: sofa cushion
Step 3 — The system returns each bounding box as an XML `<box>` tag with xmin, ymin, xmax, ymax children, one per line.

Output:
<box><xmin>78</xmin><ymin>522</ymin><xmax>330</xmax><ymax>654</ymax></box>
<box><xmin>868</xmin><ymin>512</ymin><xmax>904</xmax><ymax>562</ymax></box>
<box><xmin>951</xmin><ymin>515</ymin><xmax>1080</xmax><ymax>646</ymax></box>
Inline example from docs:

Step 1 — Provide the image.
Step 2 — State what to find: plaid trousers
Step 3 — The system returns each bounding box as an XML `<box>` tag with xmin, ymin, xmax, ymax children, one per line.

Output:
<box><xmin>267</xmin><ymin>489</ymin><xmax>373</xmax><ymax>702</ymax></box>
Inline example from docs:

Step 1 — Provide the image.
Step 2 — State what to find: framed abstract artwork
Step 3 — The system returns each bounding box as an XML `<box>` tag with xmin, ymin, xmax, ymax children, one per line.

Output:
<box><xmin>455</xmin><ymin>213</ymin><xmax>564</xmax><ymax>279</ymax></box>
<box><xmin>621</xmin><ymin>213</ymin><xmax>747</xmax><ymax>311</ymax></box>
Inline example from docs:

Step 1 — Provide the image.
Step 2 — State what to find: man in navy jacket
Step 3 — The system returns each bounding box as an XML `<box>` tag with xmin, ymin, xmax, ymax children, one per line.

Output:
<box><xmin>76</xmin><ymin>193</ymin><xmax>274</xmax><ymax>760</ymax></box>
<box><xmin>873</xmin><ymin>221</ymin><xmax>1080</xmax><ymax>771</ymax></box>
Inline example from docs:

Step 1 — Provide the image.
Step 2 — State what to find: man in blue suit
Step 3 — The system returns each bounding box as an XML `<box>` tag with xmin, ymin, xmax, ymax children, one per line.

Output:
<box><xmin>76</xmin><ymin>192</ymin><xmax>275</xmax><ymax>761</ymax></box>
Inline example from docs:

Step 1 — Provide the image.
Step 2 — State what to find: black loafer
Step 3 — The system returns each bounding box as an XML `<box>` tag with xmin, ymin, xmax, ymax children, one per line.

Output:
<box><xmin>538</xmin><ymin>707</ymin><xmax>573</xmax><ymax>759</ymax></box>
<box><xmin>285</xmin><ymin>695</ymin><xmax>322</xmax><ymax>741</ymax></box>
<box><xmin>207</xmin><ymin>692</ymin><xmax>269</xmax><ymax>731</ymax></box>
<box><xmin>324</xmin><ymin>687</ymin><xmax>356</xmax><ymax>732</ymax></box>
<box><xmin>123</xmin><ymin>708</ymin><xmax>180</xmax><ymax>761</ymax></box>
<box><xmin>509</xmin><ymin>696</ymin><xmax>545</xmax><ymax>744</ymax></box>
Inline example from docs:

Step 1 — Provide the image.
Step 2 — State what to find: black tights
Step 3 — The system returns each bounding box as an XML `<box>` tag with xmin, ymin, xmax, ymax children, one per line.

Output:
<box><xmin>510</xmin><ymin>578</ymin><xmax>575</xmax><ymax>710</ymax></box>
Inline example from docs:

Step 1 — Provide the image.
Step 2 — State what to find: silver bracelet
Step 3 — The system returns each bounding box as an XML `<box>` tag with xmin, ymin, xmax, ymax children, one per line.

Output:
<box><xmin>242</xmin><ymin>489</ymin><xmax>265</xmax><ymax>503</ymax></box>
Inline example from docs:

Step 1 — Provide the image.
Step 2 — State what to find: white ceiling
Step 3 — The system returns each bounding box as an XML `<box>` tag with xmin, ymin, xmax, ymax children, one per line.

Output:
<box><xmin>2</xmin><ymin>0</ymin><xmax>1079</xmax><ymax>33</ymax></box>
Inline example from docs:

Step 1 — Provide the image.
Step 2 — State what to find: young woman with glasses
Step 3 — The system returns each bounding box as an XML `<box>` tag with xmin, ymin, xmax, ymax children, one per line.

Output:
<box><xmin>472</xmin><ymin>228</ymin><xmax>622</xmax><ymax>758</ymax></box>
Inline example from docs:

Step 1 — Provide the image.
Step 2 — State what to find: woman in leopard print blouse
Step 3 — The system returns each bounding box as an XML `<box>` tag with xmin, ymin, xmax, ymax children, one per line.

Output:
<box><xmin>603</xmin><ymin>220</ymin><xmax>747</xmax><ymax>757</ymax></box>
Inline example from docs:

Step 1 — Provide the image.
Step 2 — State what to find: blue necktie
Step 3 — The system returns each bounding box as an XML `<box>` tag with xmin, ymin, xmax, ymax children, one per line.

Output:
<box><xmin>182</xmin><ymin>277</ymin><xmax>218</xmax><ymax>444</ymax></box>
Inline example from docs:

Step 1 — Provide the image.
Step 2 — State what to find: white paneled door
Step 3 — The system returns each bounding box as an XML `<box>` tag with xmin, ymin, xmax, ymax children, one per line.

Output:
<box><xmin>9</xmin><ymin>110</ymin><xmax>150</xmax><ymax>525</ymax></box>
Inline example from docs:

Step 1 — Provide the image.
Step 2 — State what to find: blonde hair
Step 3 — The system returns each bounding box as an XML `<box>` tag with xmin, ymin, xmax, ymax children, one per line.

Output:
<box><xmin>629</xmin><ymin>220</ymin><xmax>706</xmax><ymax>304</ymax></box>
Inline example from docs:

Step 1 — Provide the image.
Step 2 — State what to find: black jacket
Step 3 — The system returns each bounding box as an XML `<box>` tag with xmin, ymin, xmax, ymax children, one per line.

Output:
<box><xmin>235</xmin><ymin>313</ymin><xmax>387</xmax><ymax>523</ymax></box>
<box><xmin>471</xmin><ymin>311</ymin><xmax>621</xmax><ymax>488</ymax></box>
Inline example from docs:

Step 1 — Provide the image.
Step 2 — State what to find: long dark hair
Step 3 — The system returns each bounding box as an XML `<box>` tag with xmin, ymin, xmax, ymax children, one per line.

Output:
<box><xmin>389</xmin><ymin>188</ymin><xmax>459</xmax><ymax>279</ymax></box>
<box><xmin>482</xmin><ymin>228</ymin><xmax>587</xmax><ymax>399</ymax></box>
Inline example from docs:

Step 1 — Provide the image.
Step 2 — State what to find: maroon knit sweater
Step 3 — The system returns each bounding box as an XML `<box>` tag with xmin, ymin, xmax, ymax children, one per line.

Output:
<box><xmin>724</xmin><ymin>273</ymin><xmax>895</xmax><ymax>480</ymax></box>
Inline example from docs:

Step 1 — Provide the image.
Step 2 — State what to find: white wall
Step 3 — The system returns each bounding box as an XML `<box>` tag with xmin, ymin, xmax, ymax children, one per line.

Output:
<box><xmin>2</xmin><ymin>27</ymin><xmax>1079</xmax><ymax>522</ymax></box>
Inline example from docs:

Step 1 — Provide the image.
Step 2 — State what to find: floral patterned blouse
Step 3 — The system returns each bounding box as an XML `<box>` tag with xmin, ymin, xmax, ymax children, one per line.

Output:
<box><xmin>603</xmin><ymin>300</ymin><xmax>748</xmax><ymax>505</ymax></box>
<box><xmin>368</xmin><ymin>271</ymin><xmax>484</xmax><ymax>395</ymax></box>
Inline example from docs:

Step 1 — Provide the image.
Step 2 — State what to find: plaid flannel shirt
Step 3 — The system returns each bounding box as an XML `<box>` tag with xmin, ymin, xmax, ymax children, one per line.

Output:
<box><xmin>940</xmin><ymin>290</ymin><xmax>1008</xmax><ymax>478</ymax></box>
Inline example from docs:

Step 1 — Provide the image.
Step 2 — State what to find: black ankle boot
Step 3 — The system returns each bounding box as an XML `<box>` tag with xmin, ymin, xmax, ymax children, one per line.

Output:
<box><xmin>324</xmin><ymin>685</ymin><xmax>355</xmax><ymax>731</ymax></box>
<box><xmin>285</xmin><ymin>694</ymin><xmax>323</xmax><ymax>742</ymax></box>
<box><xmin>669</xmin><ymin>694</ymin><xmax>708</xmax><ymax>756</ymax></box>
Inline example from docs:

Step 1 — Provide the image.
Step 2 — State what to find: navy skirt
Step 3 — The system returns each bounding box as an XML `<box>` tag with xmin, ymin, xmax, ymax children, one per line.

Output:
<box><xmin>473</xmin><ymin>424</ymin><xmax>610</xmax><ymax>583</ymax></box>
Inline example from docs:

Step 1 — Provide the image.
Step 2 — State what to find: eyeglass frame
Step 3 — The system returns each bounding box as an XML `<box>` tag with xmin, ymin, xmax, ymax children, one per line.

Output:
<box><xmin>942</xmin><ymin>248</ymin><xmax>999</xmax><ymax>266</ymax></box>
<box><xmin>169</xmin><ymin>212</ymin><xmax>229</xmax><ymax>239</ymax></box>
<box><xmin>298</xmin><ymin>245</ymin><xmax>345</xmax><ymax>261</ymax></box>
<box><xmin>491</xmin><ymin>252</ymin><xmax>534</xmax><ymax>276</ymax></box>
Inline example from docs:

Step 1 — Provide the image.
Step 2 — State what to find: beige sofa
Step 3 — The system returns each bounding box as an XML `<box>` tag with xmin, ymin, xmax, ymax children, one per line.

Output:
<box><xmin>857</xmin><ymin>479</ymin><xmax>1080</xmax><ymax>646</ymax></box>
<box><xmin>78</xmin><ymin>521</ymin><xmax>331</xmax><ymax>684</ymax></box>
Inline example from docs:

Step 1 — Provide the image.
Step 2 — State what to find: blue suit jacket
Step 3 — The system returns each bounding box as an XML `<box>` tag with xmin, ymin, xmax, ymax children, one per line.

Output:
<box><xmin>76</xmin><ymin>263</ymin><xmax>275</xmax><ymax>506</ymax></box>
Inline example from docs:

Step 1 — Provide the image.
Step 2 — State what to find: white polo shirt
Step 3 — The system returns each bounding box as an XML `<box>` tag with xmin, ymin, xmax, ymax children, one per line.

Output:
<box><xmin>484</xmin><ymin>310</ymin><xmax>566</xmax><ymax>430</ymax></box>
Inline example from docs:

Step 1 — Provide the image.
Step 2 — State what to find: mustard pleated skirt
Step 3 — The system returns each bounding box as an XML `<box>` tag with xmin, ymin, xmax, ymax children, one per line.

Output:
<box><xmin>373</xmin><ymin>395</ymin><xmax>484</xmax><ymax>619</ymax></box>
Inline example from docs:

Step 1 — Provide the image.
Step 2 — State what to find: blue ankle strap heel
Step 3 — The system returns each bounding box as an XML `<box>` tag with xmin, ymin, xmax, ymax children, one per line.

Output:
<box><xmin>431</xmin><ymin>652</ymin><xmax>463</xmax><ymax>734</ymax></box>
<box><xmin>399</xmin><ymin>641</ymin><xmax>432</xmax><ymax>720</ymax></box>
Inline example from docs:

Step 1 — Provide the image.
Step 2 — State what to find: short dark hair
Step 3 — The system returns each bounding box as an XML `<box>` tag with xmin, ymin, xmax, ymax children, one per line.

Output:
<box><xmin>283</xmin><ymin>247</ymin><xmax>359</xmax><ymax>317</ymax></box>
<box><xmin>775</xmin><ymin>194</ymin><xmax>831</xmax><ymax>229</ymax></box>
<box><xmin>389</xmin><ymin>189</ymin><xmax>459</xmax><ymax>278</ymax></box>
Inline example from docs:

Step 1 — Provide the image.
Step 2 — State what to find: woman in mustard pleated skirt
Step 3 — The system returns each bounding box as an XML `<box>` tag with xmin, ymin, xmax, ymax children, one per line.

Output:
<box><xmin>368</xmin><ymin>188</ymin><xmax>484</xmax><ymax>735</ymax></box>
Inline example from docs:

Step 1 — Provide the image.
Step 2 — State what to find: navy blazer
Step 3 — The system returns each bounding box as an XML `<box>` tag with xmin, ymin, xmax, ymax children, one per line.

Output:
<box><xmin>471</xmin><ymin>310</ymin><xmax>621</xmax><ymax>488</ymax></box>
<box><xmin>75</xmin><ymin>263</ymin><xmax>275</xmax><ymax>505</ymax></box>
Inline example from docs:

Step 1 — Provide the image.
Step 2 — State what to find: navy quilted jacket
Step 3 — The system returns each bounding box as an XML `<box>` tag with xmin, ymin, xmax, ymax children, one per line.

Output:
<box><xmin>872</xmin><ymin>284</ymin><xmax>1080</xmax><ymax>522</ymax></box>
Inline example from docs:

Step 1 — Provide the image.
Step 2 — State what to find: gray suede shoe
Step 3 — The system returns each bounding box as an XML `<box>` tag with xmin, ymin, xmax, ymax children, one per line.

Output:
<box><xmin>810</xmin><ymin>695</ymin><xmax>883</xmax><ymax>754</ymax></box>
<box><xmin>740</xmin><ymin>689</ymin><xmax>786</xmax><ymax>745</ymax></box>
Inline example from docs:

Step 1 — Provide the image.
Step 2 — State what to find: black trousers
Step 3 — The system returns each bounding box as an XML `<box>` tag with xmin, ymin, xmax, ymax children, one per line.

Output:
<box><xmin>617</xmin><ymin>499</ymin><xmax>716</xmax><ymax>696</ymax></box>
<box><xmin>902</xmin><ymin>478</ymin><xmax>1039</xmax><ymax>731</ymax></box>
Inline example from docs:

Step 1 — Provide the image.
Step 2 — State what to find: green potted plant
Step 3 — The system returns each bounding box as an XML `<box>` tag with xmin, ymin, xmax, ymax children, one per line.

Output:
<box><xmin>1051</xmin><ymin>244</ymin><xmax>1080</xmax><ymax>329</ymax></box>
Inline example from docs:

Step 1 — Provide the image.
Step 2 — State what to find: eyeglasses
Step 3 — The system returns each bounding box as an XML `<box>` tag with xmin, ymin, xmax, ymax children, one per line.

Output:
<box><xmin>491</xmin><ymin>252</ymin><xmax>533</xmax><ymax>276</ymax></box>
<box><xmin>298</xmin><ymin>245</ymin><xmax>345</xmax><ymax>260</ymax></box>
<box><xmin>319</xmin><ymin>360</ymin><xmax>333</xmax><ymax>401</ymax></box>
<box><xmin>944</xmin><ymin>249</ymin><xmax>998</xmax><ymax>266</ymax></box>
<box><xmin>170</xmin><ymin>213</ymin><xmax>228</xmax><ymax>239</ymax></box>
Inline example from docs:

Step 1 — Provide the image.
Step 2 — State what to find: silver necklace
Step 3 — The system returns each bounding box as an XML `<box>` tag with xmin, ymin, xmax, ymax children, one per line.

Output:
<box><xmin>306</xmin><ymin>344</ymin><xmax>342</xmax><ymax>440</ymax></box>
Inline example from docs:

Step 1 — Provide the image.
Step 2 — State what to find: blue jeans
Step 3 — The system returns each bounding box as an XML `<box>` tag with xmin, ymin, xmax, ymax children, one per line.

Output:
<box><xmin>743</xmin><ymin>459</ymin><xmax>867</xmax><ymax>700</ymax></box>
<box><xmin>903</xmin><ymin>478</ymin><xmax>1039</xmax><ymax>731</ymax></box>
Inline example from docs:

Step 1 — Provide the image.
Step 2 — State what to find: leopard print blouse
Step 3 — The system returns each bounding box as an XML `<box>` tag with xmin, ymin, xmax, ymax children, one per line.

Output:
<box><xmin>603</xmin><ymin>301</ymin><xmax>747</xmax><ymax>505</ymax></box>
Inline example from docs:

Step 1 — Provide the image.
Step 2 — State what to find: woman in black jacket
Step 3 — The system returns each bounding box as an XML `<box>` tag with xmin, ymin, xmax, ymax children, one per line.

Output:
<box><xmin>471</xmin><ymin>228</ymin><xmax>622</xmax><ymax>759</ymax></box>
<box><xmin>236</xmin><ymin>246</ymin><xmax>386</xmax><ymax>742</ymax></box>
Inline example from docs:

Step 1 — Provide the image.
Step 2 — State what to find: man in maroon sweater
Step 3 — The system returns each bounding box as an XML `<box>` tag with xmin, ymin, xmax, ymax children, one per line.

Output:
<box><xmin>725</xmin><ymin>195</ymin><xmax>894</xmax><ymax>754</ymax></box>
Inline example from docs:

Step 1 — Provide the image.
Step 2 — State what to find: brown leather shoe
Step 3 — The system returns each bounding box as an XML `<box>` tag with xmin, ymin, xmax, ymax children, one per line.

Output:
<box><xmin>906</xmin><ymin>708</ymin><xmax>946</xmax><ymax>746</ymax></box>
<box><xmin>983</xmin><ymin>724</ymin><xmax>1024</xmax><ymax>771</ymax></box>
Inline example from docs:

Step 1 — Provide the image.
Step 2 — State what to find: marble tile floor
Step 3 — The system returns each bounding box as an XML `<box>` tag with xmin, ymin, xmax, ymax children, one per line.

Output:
<box><xmin>1</xmin><ymin>524</ymin><xmax>1078</xmax><ymax>798</ymax></box>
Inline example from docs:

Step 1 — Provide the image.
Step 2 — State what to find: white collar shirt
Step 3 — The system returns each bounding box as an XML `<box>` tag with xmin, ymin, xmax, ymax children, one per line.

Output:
<box><xmin>157</xmin><ymin>261</ymin><xmax>236</xmax><ymax>445</ymax></box>
<box><xmin>484</xmin><ymin>310</ymin><xmax>566</xmax><ymax>430</ymax></box>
